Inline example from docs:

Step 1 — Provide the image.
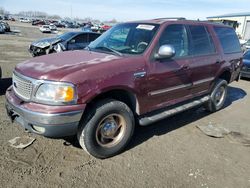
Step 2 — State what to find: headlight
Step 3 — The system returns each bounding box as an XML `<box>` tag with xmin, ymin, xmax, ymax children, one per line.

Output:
<box><xmin>35</xmin><ymin>82</ymin><xmax>77</xmax><ymax>104</ymax></box>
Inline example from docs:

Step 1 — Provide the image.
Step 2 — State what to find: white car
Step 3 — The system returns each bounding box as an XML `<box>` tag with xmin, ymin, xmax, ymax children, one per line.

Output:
<box><xmin>19</xmin><ymin>18</ymin><xmax>31</xmax><ymax>23</ymax></box>
<box><xmin>49</xmin><ymin>24</ymin><xmax>57</xmax><ymax>31</ymax></box>
<box><xmin>39</xmin><ymin>25</ymin><xmax>51</xmax><ymax>33</ymax></box>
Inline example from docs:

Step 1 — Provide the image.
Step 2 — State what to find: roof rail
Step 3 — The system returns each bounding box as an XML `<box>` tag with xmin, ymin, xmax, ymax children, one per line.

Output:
<box><xmin>153</xmin><ymin>17</ymin><xmax>186</xmax><ymax>21</ymax></box>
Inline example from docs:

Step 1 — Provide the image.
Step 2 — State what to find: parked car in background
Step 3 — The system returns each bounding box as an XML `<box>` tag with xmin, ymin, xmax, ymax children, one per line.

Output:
<box><xmin>29</xmin><ymin>31</ymin><xmax>101</xmax><ymax>56</ymax></box>
<box><xmin>49</xmin><ymin>24</ymin><xmax>57</xmax><ymax>31</ymax></box>
<box><xmin>240</xmin><ymin>50</ymin><xmax>250</xmax><ymax>78</ymax></box>
<box><xmin>91</xmin><ymin>24</ymin><xmax>100</xmax><ymax>32</ymax></box>
<box><xmin>39</xmin><ymin>25</ymin><xmax>51</xmax><ymax>33</ymax></box>
<box><xmin>65</xmin><ymin>22</ymin><xmax>79</xmax><ymax>28</ymax></box>
<box><xmin>32</xmin><ymin>20</ymin><xmax>46</xmax><ymax>26</ymax></box>
<box><xmin>19</xmin><ymin>18</ymin><xmax>31</xmax><ymax>23</ymax></box>
<box><xmin>54</xmin><ymin>22</ymin><xmax>65</xmax><ymax>28</ymax></box>
<box><xmin>100</xmin><ymin>24</ymin><xmax>112</xmax><ymax>32</ymax></box>
<box><xmin>0</xmin><ymin>24</ymin><xmax>5</xmax><ymax>33</ymax></box>
<box><xmin>243</xmin><ymin>39</ymin><xmax>250</xmax><ymax>50</ymax></box>
<box><xmin>6</xmin><ymin>18</ymin><xmax>242</xmax><ymax>159</ymax></box>
<box><xmin>0</xmin><ymin>21</ymin><xmax>10</xmax><ymax>32</ymax></box>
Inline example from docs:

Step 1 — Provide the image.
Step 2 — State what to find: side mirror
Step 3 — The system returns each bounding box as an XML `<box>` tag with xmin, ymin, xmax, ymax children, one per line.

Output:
<box><xmin>69</xmin><ymin>39</ymin><xmax>76</xmax><ymax>44</ymax></box>
<box><xmin>155</xmin><ymin>45</ymin><xmax>176</xmax><ymax>60</ymax></box>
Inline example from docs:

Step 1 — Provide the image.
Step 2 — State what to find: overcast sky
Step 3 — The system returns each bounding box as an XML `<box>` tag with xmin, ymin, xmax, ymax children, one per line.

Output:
<box><xmin>1</xmin><ymin>0</ymin><xmax>250</xmax><ymax>21</ymax></box>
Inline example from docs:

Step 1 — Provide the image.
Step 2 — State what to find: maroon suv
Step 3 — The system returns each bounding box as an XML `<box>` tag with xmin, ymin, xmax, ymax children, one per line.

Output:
<box><xmin>6</xmin><ymin>18</ymin><xmax>242</xmax><ymax>158</ymax></box>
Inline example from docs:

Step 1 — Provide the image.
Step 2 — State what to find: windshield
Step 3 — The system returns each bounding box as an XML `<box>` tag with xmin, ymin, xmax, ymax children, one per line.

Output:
<box><xmin>244</xmin><ymin>51</ymin><xmax>250</xmax><ymax>59</ymax></box>
<box><xmin>58</xmin><ymin>32</ymin><xmax>76</xmax><ymax>41</ymax></box>
<box><xmin>88</xmin><ymin>23</ymin><xmax>159</xmax><ymax>55</ymax></box>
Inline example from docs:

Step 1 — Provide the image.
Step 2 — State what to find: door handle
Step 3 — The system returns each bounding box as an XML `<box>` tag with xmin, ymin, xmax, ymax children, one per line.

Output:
<box><xmin>181</xmin><ymin>64</ymin><xmax>190</xmax><ymax>70</ymax></box>
<box><xmin>134</xmin><ymin>71</ymin><xmax>146</xmax><ymax>78</ymax></box>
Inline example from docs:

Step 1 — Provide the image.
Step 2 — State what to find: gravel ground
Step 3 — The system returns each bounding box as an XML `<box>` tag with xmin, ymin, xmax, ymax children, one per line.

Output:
<box><xmin>0</xmin><ymin>22</ymin><xmax>250</xmax><ymax>188</ymax></box>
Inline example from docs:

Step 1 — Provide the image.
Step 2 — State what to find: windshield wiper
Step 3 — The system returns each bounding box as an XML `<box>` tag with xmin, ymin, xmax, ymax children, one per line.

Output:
<box><xmin>94</xmin><ymin>46</ymin><xmax>123</xmax><ymax>56</ymax></box>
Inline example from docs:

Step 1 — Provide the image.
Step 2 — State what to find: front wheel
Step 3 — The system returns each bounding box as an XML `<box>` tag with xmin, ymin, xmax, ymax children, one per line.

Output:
<box><xmin>77</xmin><ymin>99</ymin><xmax>135</xmax><ymax>159</ymax></box>
<box><xmin>204</xmin><ymin>79</ymin><xmax>228</xmax><ymax>112</ymax></box>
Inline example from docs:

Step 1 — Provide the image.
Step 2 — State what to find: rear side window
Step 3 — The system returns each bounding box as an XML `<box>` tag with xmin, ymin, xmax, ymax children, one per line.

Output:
<box><xmin>214</xmin><ymin>27</ymin><xmax>241</xmax><ymax>54</ymax></box>
<box><xmin>188</xmin><ymin>25</ymin><xmax>216</xmax><ymax>56</ymax></box>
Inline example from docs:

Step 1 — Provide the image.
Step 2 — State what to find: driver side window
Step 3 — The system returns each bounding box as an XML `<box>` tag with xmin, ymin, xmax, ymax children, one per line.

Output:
<box><xmin>159</xmin><ymin>24</ymin><xmax>189</xmax><ymax>57</ymax></box>
<box><xmin>73</xmin><ymin>34</ymin><xmax>88</xmax><ymax>43</ymax></box>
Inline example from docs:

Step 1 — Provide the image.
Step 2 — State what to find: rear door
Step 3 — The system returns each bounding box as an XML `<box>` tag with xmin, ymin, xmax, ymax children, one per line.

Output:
<box><xmin>187</xmin><ymin>25</ymin><xmax>220</xmax><ymax>96</ymax></box>
<box><xmin>146</xmin><ymin>24</ymin><xmax>193</xmax><ymax>111</ymax></box>
<box><xmin>213</xmin><ymin>26</ymin><xmax>242</xmax><ymax>81</ymax></box>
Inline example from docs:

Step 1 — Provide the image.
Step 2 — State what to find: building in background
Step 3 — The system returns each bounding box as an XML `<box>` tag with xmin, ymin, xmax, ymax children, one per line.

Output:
<box><xmin>207</xmin><ymin>13</ymin><xmax>250</xmax><ymax>40</ymax></box>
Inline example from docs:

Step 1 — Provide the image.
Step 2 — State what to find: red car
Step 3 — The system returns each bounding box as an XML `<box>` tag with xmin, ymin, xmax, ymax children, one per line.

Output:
<box><xmin>6</xmin><ymin>18</ymin><xmax>242</xmax><ymax>158</ymax></box>
<box><xmin>100</xmin><ymin>24</ymin><xmax>111</xmax><ymax>31</ymax></box>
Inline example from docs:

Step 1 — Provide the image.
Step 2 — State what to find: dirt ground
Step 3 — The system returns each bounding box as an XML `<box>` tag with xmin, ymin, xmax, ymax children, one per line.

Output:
<box><xmin>0</xmin><ymin>22</ymin><xmax>250</xmax><ymax>188</ymax></box>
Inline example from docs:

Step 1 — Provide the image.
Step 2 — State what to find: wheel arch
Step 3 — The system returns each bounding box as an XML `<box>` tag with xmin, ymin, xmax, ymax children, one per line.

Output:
<box><xmin>217</xmin><ymin>69</ymin><xmax>232</xmax><ymax>83</ymax></box>
<box><xmin>85</xmin><ymin>87</ymin><xmax>140</xmax><ymax>116</ymax></box>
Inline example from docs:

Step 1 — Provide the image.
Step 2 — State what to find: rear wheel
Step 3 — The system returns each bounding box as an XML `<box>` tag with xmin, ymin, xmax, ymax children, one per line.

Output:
<box><xmin>205</xmin><ymin>79</ymin><xmax>228</xmax><ymax>112</ymax></box>
<box><xmin>77</xmin><ymin>99</ymin><xmax>135</xmax><ymax>159</ymax></box>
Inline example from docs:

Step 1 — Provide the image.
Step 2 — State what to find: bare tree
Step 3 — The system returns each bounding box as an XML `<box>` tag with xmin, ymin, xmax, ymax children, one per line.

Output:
<box><xmin>48</xmin><ymin>15</ymin><xmax>61</xmax><ymax>20</ymax></box>
<box><xmin>0</xmin><ymin>7</ymin><xmax>5</xmax><ymax>15</ymax></box>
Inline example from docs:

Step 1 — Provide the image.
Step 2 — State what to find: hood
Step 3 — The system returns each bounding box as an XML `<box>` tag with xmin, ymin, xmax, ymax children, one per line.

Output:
<box><xmin>15</xmin><ymin>50</ymin><xmax>122</xmax><ymax>81</ymax></box>
<box><xmin>32</xmin><ymin>37</ymin><xmax>61</xmax><ymax>48</ymax></box>
<box><xmin>243</xmin><ymin>58</ymin><xmax>250</xmax><ymax>67</ymax></box>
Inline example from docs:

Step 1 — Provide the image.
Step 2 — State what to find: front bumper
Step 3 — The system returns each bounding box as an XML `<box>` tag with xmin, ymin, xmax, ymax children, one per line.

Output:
<box><xmin>28</xmin><ymin>45</ymin><xmax>47</xmax><ymax>56</ymax></box>
<box><xmin>5</xmin><ymin>87</ymin><xmax>85</xmax><ymax>138</ymax></box>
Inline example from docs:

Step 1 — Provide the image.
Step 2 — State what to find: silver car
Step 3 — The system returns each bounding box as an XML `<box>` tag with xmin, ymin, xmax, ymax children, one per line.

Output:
<box><xmin>0</xmin><ymin>24</ymin><xmax>5</xmax><ymax>33</ymax></box>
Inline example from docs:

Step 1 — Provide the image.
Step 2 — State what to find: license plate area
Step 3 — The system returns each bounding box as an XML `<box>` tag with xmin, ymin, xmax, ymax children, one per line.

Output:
<box><xmin>6</xmin><ymin>104</ymin><xmax>19</xmax><ymax>122</ymax></box>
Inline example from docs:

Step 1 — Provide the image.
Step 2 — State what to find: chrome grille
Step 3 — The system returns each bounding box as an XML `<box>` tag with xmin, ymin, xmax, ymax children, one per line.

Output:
<box><xmin>13</xmin><ymin>73</ymin><xmax>33</xmax><ymax>100</ymax></box>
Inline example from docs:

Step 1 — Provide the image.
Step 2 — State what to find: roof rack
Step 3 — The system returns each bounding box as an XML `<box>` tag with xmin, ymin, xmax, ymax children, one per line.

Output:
<box><xmin>153</xmin><ymin>17</ymin><xmax>186</xmax><ymax>21</ymax></box>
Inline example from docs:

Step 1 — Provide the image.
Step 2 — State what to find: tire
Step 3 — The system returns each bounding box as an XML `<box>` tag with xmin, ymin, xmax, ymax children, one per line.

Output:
<box><xmin>77</xmin><ymin>99</ymin><xmax>135</xmax><ymax>159</ymax></box>
<box><xmin>204</xmin><ymin>79</ymin><xmax>228</xmax><ymax>112</ymax></box>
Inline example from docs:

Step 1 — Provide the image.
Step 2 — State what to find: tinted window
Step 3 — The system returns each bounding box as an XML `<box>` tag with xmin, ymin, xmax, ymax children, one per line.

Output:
<box><xmin>189</xmin><ymin>25</ymin><xmax>215</xmax><ymax>56</ymax></box>
<box><xmin>159</xmin><ymin>24</ymin><xmax>189</xmax><ymax>57</ymax></box>
<box><xmin>73</xmin><ymin>34</ymin><xmax>88</xmax><ymax>43</ymax></box>
<box><xmin>214</xmin><ymin>27</ymin><xmax>241</xmax><ymax>54</ymax></box>
<box><xmin>89</xmin><ymin>33</ymin><xmax>100</xmax><ymax>42</ymax></box>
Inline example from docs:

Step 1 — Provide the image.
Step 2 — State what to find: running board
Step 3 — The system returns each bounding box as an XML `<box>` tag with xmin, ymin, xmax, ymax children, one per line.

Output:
<box><xmin>139</xmin><ymin>96</ymin><xmax>210</xmax><ymax>126</ymax></box>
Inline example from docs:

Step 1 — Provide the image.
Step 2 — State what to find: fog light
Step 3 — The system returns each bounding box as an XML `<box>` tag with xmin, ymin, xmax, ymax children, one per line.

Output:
<box><xmin>32</xmin><ymin>125</ymin><xmax>46</xmax><ymax>134</ymax></box>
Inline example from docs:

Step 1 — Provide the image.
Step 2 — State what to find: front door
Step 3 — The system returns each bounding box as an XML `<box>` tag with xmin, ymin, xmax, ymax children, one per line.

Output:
<box><xmin>146</xmin><ymin>24</ymin><xmax>193</xmax><ymax>112</ymax></box>
<box><xmin>68</xmin><ymin>34</ymin><xmax>88</xmax><ymax>50</ymax></box>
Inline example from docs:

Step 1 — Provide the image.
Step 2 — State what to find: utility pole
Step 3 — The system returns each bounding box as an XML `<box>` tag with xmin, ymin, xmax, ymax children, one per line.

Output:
<box><xmin>70</xmin><ymin>4</ymin><xmax>72</xmax><ymax>20</ymax></box>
